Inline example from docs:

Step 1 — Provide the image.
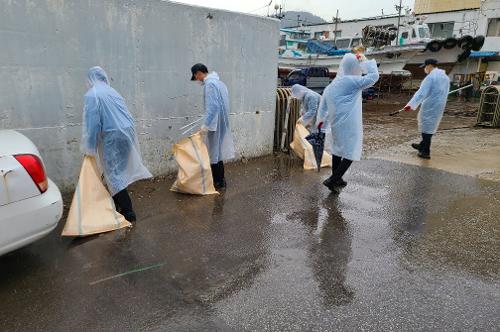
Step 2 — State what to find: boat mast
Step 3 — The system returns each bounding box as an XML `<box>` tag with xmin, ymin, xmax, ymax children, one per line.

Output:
<box><xmin>396</xmin><ymin>0</ymin><xmax>402</xmax><ymax>45</ymax></box>
<box><xmin>334</xmin><ymin>9</ymin><xmax>339</xmax><ymax>43</ymax></box>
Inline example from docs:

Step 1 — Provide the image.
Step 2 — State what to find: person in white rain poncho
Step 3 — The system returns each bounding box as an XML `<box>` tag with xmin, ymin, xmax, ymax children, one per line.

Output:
<box><xmin>318</xmin><ymin>53</ymin><xmax>379</xmax><ymax>191</ymax></box>
<box><xmin>403</xmin><ymin>59</ymin><xmax>450</xmax><ymax>159</ymax></box>
<box><xmin>291</xmin><ymin>84</ymin><xmax>321</xmax><ymax>128</ymax></box>
<box><xmin>191</xmin><ymin>63</ymin><xmax>235</xmax><ymax>189</ymax></box>
<box><xmin>82</xmin><ymin>66</ymin><xmax>152</xmax><ymax>222</ymax></box>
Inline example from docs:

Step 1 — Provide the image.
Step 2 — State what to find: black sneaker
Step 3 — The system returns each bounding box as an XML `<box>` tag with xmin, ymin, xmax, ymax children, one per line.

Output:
<box><xmin>215</xmin><ymin>180</ymin><xmax>226</xmax><ymax>190</ymax></box>
<box><xmin>418</xmin><ymin>151</ymin><xmax>431</xmax><ymax>159</ymax></box>
<box><xmin>336</xmin><ymin>178</ymin><xmax>348</xmax><ymax>187</ymax></box>
<box><xmin>124</xmin><ymin>212</ymin><xmax>137</xmax><ymax>222</ymax></box>
<box><xmin>411</xmin><ymin>143</ymin><xmax>421</xmax><ymax>151</ymax></box>
<box><xmin>323</xmin><ymin>177</ymin><xmax>346</xmax><ymax>191</ymax></box>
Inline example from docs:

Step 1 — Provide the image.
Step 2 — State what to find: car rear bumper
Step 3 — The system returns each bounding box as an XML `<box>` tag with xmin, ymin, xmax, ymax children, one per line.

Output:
<box><xmin>0</xmin><ymin>178</ymin><xmax>63</xmax><ymax>256</ymax></box>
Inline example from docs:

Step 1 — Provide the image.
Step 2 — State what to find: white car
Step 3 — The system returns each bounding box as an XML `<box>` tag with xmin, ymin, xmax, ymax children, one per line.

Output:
<box><xmin>0</xmin><ymin>130</ymin><xmax>63</xmax><ymax>256</ymax></box>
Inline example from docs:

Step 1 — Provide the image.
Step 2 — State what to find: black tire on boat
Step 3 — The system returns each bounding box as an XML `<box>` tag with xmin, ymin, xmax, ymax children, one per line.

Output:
<box><xmin>457</xmin><ymin>49</ymin><xmax>472</xmax><ymax>63</ymax></box>
<box><xmin>458</xmin><ymin>35</ymin><xmax>473</xmax><ymax>50</ymax></box>
<box><xmin>472</xmin><ymin>36</ymin><xmax>485</xmax><ymax>51</ymax></box>
<box><xmin>443</xmin><ymin>37</ymin><xmax>458</xmax><ymax>49</ymax></box>
<box><xmin>386</xmin><ymin>52</ymin><xmax>395</xmax><ymax>59</ymax></box>
<box><xmin>426</xmin><ymin>40</ymin><xmax>442</xmax><ymax>52</ymax></box>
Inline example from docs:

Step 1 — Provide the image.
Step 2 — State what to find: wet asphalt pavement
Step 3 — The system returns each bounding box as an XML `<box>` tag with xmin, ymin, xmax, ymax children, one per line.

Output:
<box><xmin>1</xmin><ymin>153</ymin><xmax>499</xmax><ymax>331</ymax></box>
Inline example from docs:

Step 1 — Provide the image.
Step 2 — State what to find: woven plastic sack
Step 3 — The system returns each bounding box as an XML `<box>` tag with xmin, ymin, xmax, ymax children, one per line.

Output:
<box><xmin>62</xmin><ymin>156</ymin><xmax>131</xmax><ymax>237</ymax></box>
<box><xmin>171</xmin><ymin>132</ymin><xmax>218</xmax><ymax>195</ymax></box>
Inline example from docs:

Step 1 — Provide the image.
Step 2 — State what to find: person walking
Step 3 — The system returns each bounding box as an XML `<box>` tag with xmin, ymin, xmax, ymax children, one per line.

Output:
<box><xmin>82</xmin><ymin>66</ymin><xmax>152</xmax><ymax>222</ymax></box>
<box><xmin>190</xmin><ymin>63</ymin><xmax>235</xmax><ymax>189</ymax></box>
<box><xmin>403</xmin><ymin>59</ymin><xmax>450</xmax><ymax>159</ymax></box>
<box><xmin>318</xmin><ymin>53</ymin><xmax>379</xmax><ymax>191</ymax></box>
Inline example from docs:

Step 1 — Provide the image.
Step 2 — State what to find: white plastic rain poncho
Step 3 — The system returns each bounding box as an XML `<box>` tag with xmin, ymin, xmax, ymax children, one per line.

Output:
<box><xmin>81</xmin><ymin>66</ymin><xmax>152</xmax><ymax>196</ymax></box>
<box><xmin>291</xmin><ymin>84</ymin><xmax>321</xmax><ymax>126</ymax></box>
<box><xmin>407</xmin><ymin>68</ymin><xmax>450</xmax><ymax>134</ymax></box>
<box><xmin>203</xmin><ymin>72</ymin><xmax>235</xmax><ymax>163</ymax></box>
<box><xmin>318</xmin><ymin>54</ymin><xmax>379</xmax><ymax>161</ymax></box>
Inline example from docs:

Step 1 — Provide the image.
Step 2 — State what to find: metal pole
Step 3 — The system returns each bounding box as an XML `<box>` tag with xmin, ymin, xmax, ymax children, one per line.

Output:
<box><xmin>281</xmin><ymin>99</ymin><xmax>292</xmax><ymax>151</ymax></box>
<box><xmin>396</xmin><ymin>0</ymin><xmax>402</xmax><ymax>46</ymax></box>
<box><xmin>388</xmin><ymin>84</ymin><xmax>474</xmax><ymax>116</ymax></box>
<box><xmin>179</xmin><ymin>117</ymin><xmax>203</xmax><ymax>130</ymax></box>
<box><xmin>334</xmin><ymin>9</ymin><xmax>339</xmax><ymax>43</ymax></box>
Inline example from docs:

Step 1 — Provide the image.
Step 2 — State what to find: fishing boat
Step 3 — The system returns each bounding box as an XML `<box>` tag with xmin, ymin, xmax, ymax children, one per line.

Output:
<box><xmin>279</xmin><ymin>17</ymin><xmax>484</xmax><ymax>78</ymax></box>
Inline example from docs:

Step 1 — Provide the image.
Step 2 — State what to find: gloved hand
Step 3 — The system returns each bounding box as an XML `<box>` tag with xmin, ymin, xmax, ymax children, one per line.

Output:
<box><xmin>200</xmin><ymin>125</ymin><xmax>208</xmax><ymax>135</ymax></box>
<box><xmin>356</xmin><ymin>53</ymin><xmax>368</xmax><ymax>61</ymax></box>
<box><xmin>403</xmin><ymin>105</ymin><xmax>413</xmax><ymax>112</ymax></box>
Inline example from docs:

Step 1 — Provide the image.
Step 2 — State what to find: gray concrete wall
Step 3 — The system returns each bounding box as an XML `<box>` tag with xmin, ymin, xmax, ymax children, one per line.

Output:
<box><xmin>0</xmin><ymin>0</ymin><xmax>279</xmax><ymax>192</ymax></box>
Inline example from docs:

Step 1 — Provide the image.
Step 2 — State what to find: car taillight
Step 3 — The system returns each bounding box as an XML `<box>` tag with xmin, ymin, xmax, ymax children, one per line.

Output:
<box><xmin>14</xmin><ymin>154</ymin><xmax>48</xmax><ymax>193</ymax></box>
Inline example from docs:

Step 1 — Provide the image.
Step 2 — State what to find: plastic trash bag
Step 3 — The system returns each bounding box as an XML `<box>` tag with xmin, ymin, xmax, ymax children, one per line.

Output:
<box><xmin>171</xmin><ymin>132</ymin><xmax>218</xmax><ymax>195</ymax></box>
<box><xmin>62</xmin><ymin>156</ymin><xmax>131</xmax><ymax>237</ymax></box>
<box><xmin>290</xmin><ymin>123</ymin><xmax>332</xmax><ymax>170</ymax></box>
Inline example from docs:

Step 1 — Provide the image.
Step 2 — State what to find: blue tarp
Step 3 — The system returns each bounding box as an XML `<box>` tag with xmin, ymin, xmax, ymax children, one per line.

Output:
<box><xmin>469</xmin><ymin>51</ymin><xmax>498</xmax><ymax>58</ymax></box>
<box><xmin>306</xmin><ymin>40</ymin><xmax>351</xmax><ymax>56</ymax></box>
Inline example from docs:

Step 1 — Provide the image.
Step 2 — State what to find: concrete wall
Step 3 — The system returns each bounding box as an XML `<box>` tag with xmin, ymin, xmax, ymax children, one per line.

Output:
<box><xmin>0</xmin><ymin>0</ymin><xmax>279</xmax><ymax>191</ymax></box>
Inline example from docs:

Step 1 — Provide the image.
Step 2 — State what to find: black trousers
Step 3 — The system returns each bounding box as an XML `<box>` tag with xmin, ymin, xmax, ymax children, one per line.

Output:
<box><xmin>419</xmin><ymin>133</ymin><xmax>433</xmax><ymax>154</ymax></box>
<box><xmin>210</xmin><ymin>161</ymin><xmax>225</xmax><ymax>186</ymax></box>
<box><xmin>112</xmin><ymin>188</ymin><xmax>136</xmax><ymax>221</ymax></box>
<box><xmin>332</xmin><ymin>155</ymin><xmax>353</xmax><ymax>179</ymax></box>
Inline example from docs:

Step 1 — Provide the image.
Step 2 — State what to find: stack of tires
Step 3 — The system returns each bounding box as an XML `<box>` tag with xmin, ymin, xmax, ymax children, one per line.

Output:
<box><xmin>425</xmin><ymin>35</ymin><xmax>485</xmax><ymax>62</ymax></box>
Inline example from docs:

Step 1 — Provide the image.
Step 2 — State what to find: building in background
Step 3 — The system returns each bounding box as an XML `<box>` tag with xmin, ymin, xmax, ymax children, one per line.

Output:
<box><xmin>280</xmin><ymin>0</ymin><xmax>500</xmax><ymax>84</ymax></box>
<box><xmin>414</xmin><ymin>0</ymin><xmax>480</xmax><ymax>15</ymax></box>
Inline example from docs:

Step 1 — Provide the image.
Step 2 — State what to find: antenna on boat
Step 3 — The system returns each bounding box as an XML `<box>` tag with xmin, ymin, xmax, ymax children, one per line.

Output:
<box><xmin>333</xmin><ymin>9</ymin><xmax>340</xmax><ymax>43</ymax></box>
<box><xmin>396</xmin><ymin>0</ymin><xmax>402</xmax><ymax>45</ymax></box>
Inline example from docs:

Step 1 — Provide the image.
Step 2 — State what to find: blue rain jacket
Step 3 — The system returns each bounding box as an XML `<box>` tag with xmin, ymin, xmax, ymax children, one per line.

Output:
<box><xmin>291</xmin><ymin>84</ymin><xmax>321</xmax><ymax>127</ymax></box>
<box><xmin>318</xmin><ymin>54</ymin><xmax>379</xmax><ymax>161</ymax></box>
<box><xmin>82</xmin><ymin>67</ymin><xmax>152</xmax><ymax>196</ymax></box>
<box><xmin>203</xmin><ymin>72</ymin><xmax>235</xmax><ymax>163</ymax></box>
<box><xmin>407</xmin><ymin>68</ymin><xmax>450</xmax><ymax>134</ymax></box>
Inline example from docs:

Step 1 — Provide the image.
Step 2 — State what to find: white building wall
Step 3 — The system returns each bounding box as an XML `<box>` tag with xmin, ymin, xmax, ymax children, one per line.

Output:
<box><xmin>477</xmin><ymin>0</ymin><xmax>500</xmax><ymax>52</ymax></box>
<box><xmin>303</xmin><ymin>10</ymin><xmax>483</xmax><ymax>40</ymax></box>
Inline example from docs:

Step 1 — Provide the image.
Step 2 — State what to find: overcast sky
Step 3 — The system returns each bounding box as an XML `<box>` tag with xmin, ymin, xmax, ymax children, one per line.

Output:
<box><xmin>172</xmin><ymin>0</ymin><xmax>416</xmax><ymax>22</ymax></box>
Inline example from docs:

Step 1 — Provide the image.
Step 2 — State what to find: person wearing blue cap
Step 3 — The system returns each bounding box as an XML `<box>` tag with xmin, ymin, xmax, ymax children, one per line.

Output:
<box><xmin>403</xmin><ymin>59</ymin><xmax>450</xmax><ymax>159</ymax></box>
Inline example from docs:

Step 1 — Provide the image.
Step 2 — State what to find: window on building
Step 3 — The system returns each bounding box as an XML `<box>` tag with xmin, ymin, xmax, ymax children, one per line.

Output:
<box><xmin>280</xmin><ymin>35</ymin><xmax>286</xmax><ymax>46</ymax></box>
<box><xmin>351</xmin><ymin>38</ymin><xmax>362</xmax><ymax>48</ymax></box>
<box><xmin>427</xmin><ymin>22</ymin><xmax>454</xmax><ymax>38</ymax></box>
<box><xmin>313</xmin><ymin>31</ymin><xmax>330</xmax><ymax>39</ymax></box>
<box><xmin>418</xmin><ymin>26</ymin><xmax>430</xmax><ymax>39</ymax></box>
<box><xmin>401</xmin><ymin>31</ymin><xmax>409</xmax><ymax>39</ymax></box>
<box><xmin>412</xmin><ymin>29</ymin><xmax>417</xmax><ymax>38</ymax></box>
<box><xmin>290</xmin><ymin>32</ymin><xmax>310</xmax><ymax>40</ymax></box>
<box><xmin>487</xmin><ymin>18</ymin><xmax>500</xmax><ymax>37</ymax></box>
<box><xmin>335</xmin><ymin>39</ymin><xmax>350</xmax><ymax>49</ymax></box>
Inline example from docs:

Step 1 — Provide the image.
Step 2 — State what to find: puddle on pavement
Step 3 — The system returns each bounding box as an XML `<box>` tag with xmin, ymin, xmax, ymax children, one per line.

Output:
<box><xmin>408</xmin><ymin>191</ymin><xmax>500</xmax><ymax>279</ymax></box>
